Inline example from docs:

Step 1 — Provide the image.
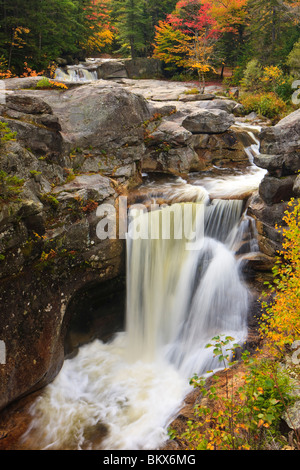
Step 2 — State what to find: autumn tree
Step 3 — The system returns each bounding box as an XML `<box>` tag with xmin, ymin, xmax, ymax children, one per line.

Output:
<box><xmin>209</xmin><ymin>0</ymin><xmax>248</xmax><ymax>73</ymax></box>
<box><xmin>83</xmin><ymin>0</ymin><xmax>115</xmax><ymax>55</ymax></box>
<box><xmin>154</xmin><ymin>0</ymin><xmax>220</xmax><ymax>91</ymax></box>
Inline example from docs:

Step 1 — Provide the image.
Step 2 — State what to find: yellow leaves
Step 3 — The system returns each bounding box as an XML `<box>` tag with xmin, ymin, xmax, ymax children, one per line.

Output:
<box><xmin>85</xmin><ymin>28</ymin><xmax>114</xmax><ymax>54</ymax></box>
<box><xmin>259</xmin><ymin>198</ymin><xmax>300</xmax><ymax>354</ymax></box>
<box><xmin>12</xmin><ymin>26</ymin><xmax>30</xmax><ymax>48</ymax></box>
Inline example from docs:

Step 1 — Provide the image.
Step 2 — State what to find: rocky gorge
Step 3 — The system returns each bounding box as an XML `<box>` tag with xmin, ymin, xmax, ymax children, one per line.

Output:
<box><xmin>0</xmin><ymin>66</ymin><xmax>299</xmax><ymax>448</ymax></box>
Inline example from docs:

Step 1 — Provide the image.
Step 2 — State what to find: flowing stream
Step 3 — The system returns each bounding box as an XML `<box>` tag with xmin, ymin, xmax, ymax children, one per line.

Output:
<box><xmin>21</xmin><ymin>129</ymin><xmax>266</xmax><ymax>451</ymax></box>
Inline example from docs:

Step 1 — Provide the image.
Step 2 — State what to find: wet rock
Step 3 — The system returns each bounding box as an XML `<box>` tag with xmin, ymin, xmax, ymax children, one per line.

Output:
<box><xmin>254</xmin><ymin>152</ymin><xmax>300</xmax><ymax>177</ymax></box>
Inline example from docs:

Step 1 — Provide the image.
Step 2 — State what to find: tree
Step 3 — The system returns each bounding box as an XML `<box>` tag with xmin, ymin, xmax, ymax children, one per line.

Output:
<box><xmin>83</xmin><ymin>0</ymin><xmax>115</xmax><ymax>55</ymax></box>
<box><xmin>112</xmin><ymin>0</ymin><xmax>149</xmax><ymax>59</ymax></box>
<box><xmin>246</xmin><ymin>0</ymin><xmax>300</xmax><ymax>64</ymax></box>
<box><xmin>0</xmin><ymin>0</ymin><xmax>101</xmax><ymax>73</ymax></box>
<box><xmin>154</xmin><ymin>0</ymin><xmax>220</xmax><ymax>91</ymax></box>
<box><xmin>287</xmin><ymin>38</ymin><xmax>300</xmax><ymax>75</ymax></box>
<box><xmin>209</xmin><ymin>0</ymin><xmax>248</xmax><ymax>73</ymax></box>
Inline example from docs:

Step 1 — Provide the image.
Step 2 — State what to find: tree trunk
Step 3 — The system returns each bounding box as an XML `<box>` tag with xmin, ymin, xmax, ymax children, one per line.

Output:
<box><xmin>130</xmin><ymin>37</ymin><xmax>136</xmax><ymax>60</ymax></box>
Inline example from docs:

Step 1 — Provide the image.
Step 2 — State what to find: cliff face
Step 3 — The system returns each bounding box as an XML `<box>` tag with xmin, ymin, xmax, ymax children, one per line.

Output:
<box><xmin>0</xmin><ymin>80</ymin><xmax>152</xmax><ymax>410</ymax></box>
<box><xmin>248</xmin><ymin>109</ymin><xmax>300</xmax><ymax>259</ymax></box>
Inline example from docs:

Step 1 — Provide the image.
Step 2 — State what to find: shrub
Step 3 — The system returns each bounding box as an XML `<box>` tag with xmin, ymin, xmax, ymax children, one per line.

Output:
<box><xmin>261</xmin><ymin>66</ymin><xmax>285</xmax><ymax>92</ymax></box>
<box><xmin>241</xmin><ymin>59</ymin><xmax>263</xmax><ymax>91</ymax></box>
<box><xmin>35</xmin><ymin>78</ymin><xmax>68</xmax><ymax>90</ymax></box>
<box><xmin>260</xmin><ymin>198</ymin><xmax>300</xmax><ymax>354</ymax></box>
<box><xmin>0</xmin><ymin>170</ymin><xmax>24</xmax><ymax>203</ymax></box>
<box><xmin>287</xmin><ymin>38</ymin><xmax>300</xmax><ymax>76</ymax></box>
<box><xmin>239</xmin><ymin>92</ymin><xmax>287</xmax><ymax>119</ymax></box>
<box><xmin>0</xmin><ymin>122</ymin><xmax>17</xmax><ymax>143</ymax></box>
<box><xmin>275</xmin><ymin>76</ymin><xmax>295</xmax><ymax>103</ymax></box>
<box><xmin>178</xmin><ymin>337</ymin><xmax>295</xmax><ymax>450</ymax></box>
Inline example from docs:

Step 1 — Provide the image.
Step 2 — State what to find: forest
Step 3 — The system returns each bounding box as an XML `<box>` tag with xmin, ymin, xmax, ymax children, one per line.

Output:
<box><xmin>0</xmin><ymin>0</ymin><xmax>299</xmax><ymax>84</ymax></box>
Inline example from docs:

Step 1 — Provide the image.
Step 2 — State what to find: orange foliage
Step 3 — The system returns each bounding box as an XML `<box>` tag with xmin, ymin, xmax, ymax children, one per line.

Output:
<box><xmin>209</xmin><ymin>0</ymin><xmax>248</xmax><ymax>33</ymax></box>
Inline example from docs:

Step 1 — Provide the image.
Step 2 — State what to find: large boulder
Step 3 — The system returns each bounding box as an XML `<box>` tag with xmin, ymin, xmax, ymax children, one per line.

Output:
<box><xmin>1</xmin><ymin>81</ymin><xmax>152</xmax><ymax>186</ymax></box>
<box><xmin>259</xmin><ymin>174</ymin><xmax>297</xmax><ymax>205</ymax></box>
<box><xmin>259</xmin><ymin>109</ymin><xmax>300</xmax><ymax>156</ymax></box>
<box><xmin>182</xmin><ymin>108</ymin><xmax>235</xmax><ymax>134</ymax></box>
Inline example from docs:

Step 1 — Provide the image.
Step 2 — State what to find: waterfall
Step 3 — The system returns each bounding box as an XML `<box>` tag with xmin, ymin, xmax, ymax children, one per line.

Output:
<box><xmin>22</xmin><ymin>197</ymin><xmax>252</xmax><ymax>450</ymax></box>
<box><xmin>125</xmin><ymin>200</ymin><xmax>249</xmax><ymax>377</ymax></box>
<box><xmin>55</xmin><ymin>65</ymin><xmax>98</xmax><ymax>82</ymax></box>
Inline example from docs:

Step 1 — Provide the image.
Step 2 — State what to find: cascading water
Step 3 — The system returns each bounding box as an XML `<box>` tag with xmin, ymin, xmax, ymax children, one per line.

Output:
<box><xmin>22</xmin><ymin>196</ymin><xmax>253</xmax><ymax>451</ymax></box>
<box><xmin>20</xmin><ymin>124</ymin><xmax>265</xmax><ymax>451</ymax></box>
<box><xmin>55</xmin><ymin>65</ymin><xmax>98</xmax><ymax>82</ymax></box>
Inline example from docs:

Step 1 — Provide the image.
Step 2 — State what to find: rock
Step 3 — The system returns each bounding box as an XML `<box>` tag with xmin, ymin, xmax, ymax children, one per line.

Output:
<box><xmin>6</xmin><ymin>94</ymin><xmax>53</xmax><ymax>115</ymax></box>
<box><xmin>148</xmin><ymin>120</ymin><xmax>192</xmax><ymax>146</ymax></box>
<box><xmin>259</xmin><ymin>108</ymin><xmax>300</xmax><ymax>155</ymax></box>
<box><xmin>1</xmin><ymin>81</ymin><xmax>152</xmax><ymax>185</ymax></box>
<box><xmin>0</xmin><ymin>116</ymin><xmax>63</xmax><ymax>157</ymax></box>
<box><xmin>259</xmin><ymin>174</ymin><xmax>297</xmax><ymax>205</ymax></box>
<box><xmin>97</xmin><ymin>61</ymin><xmax>128</xmax><ymax>79</ymax></box>
<box><xmin>0</xmin><ymin>170</ymin><xmax>124</xmax><ymax>410</ymax></box>
<box><xmin>240</xmin><ymin>252</ymin><xmax>275</xmax><ymax>271</ymax></box>
<box><xmin>248</xmin><ymin>192</ymin><xmax>290</xmax><ymax>258</ymax></box>
<box><xmin>196</xmin><ymin>98</ymin><xmax>243</xmax><ymax>114</ymax></box>
<box><xmin>142</xmin><ymin>146</ymin><xmax>199</xmax><ymax>176</ymax></box>
<box><xmin>254</xmin><ymin>151</ymin><xmax>300</xmax><ymax>177</ymax></box>
<box><xmin>179</xmin><ymin>93</ymin><xmax>215</xmax><ymax>102</ymax></box>
<box><xmin>282</xmin><ymin>400</ymin><xmax>300</xmax><ymax>433</ymax></box>
<box><xmin>293</xmin><ymin>175</ymin><xmax>300</xmax><ymax>196</ymax></box>
<box><xmin>124</xmin><ymin>58</ymin><xmax>162</xmax><ymax>79</ymax></box>
<box><xmin>182</xmin><ymin>109</ymin><xmax>235</xmax><ymax>134</ymax></box>
<box><xmin>248</xmin><ymin>192</ymin><xmax>289</xmax><ymax>226</ymax></box>
<box><xmin>52</xmin><ymin>174</ymin><xmax>115</xmax><ymax>203</ymax></box>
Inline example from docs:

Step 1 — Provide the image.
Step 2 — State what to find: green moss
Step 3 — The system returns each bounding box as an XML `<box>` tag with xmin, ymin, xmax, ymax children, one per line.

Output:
<box><xmin>40</xmin><ymin>193</ymin><xmax>59</xmax><ymax>210</ymax></box>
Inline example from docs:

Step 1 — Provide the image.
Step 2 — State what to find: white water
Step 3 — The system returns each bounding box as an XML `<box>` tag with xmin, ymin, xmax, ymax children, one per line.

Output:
<box><xmin>21</xmin><ymin>129</ymin><xmax>265</xmax><ymax>451</ymax></box>
<box><xmin>55</xmin><ymin>65</ymin><xmax>98</xmax><ymax>82</ymax></box>
<box><xmin>23</xmin><ymin>200</ymin><xmax>252</xmax><ymax>451</ymax></box>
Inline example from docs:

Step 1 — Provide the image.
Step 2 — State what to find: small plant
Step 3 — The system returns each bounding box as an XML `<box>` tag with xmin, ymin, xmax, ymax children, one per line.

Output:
<box><xmin>40</xmin><ymin>193</ymin><xmax>59</xmax><ymax>210</ymax></box>
<box><xmin>261</xmin><ymin>66</ymin><xmax>285</xmax><ymax>93</ymax></box>
<box><xmin>184</xmin><ymin>88</ymin><xmax>200</xmax><ymax>95</ymax></box>
<box><xmin>35</xmin><ymin>77</ymin><xmax>68</xmax><ymax>90</ymax></box>
<box><xmin>0</xmin><ymin>56</ymin><xmax>14</xmax><ymax>79</ymax></box>
<box><xmin>0</xmin><ymin>122</ymin><xmax>17</xmax><ymax>143</ymax></box>
<box><xmin>177</xmin><ymin>335</ymin><xmax>296</xmax><ymax>450</ymax></box>
<box><xmin>0</xmin><ymin>170</ymin><xmax>24</xmax><ymax>203</ymax></box>
<box><xmin>241</xmin><ymin>59</ymin><xmax>263</xmax><ymax>91</ymax></box>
